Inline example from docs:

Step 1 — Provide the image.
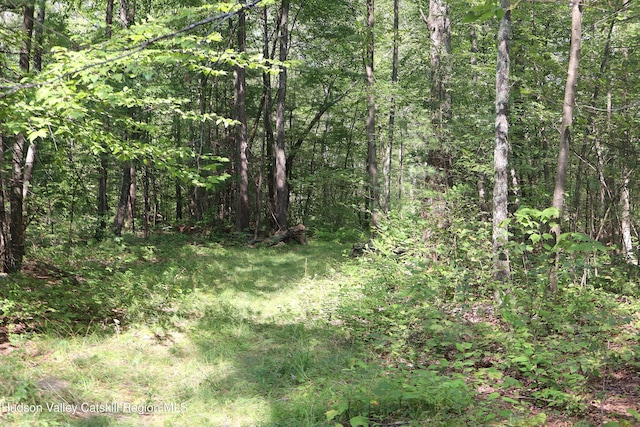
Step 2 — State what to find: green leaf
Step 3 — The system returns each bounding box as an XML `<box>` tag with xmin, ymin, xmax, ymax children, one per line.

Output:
<box><xmin>487</xmin><ymin>392</ymin><xmax>500</xmax><ymax>400</ymax></box>
<box><xmin>27</xmin><ymin>128</ymin><xmax>48</xmax><ymax>142</ymax></box>
<box><xmin>326</xmin><ymin>410</ymin><xmax>340</xmax><ymax>421</ymax></box>
<box><xmin>541</xmin><ymin>207</ymin><xmax>560</xmax><ymax>220</ymax></box>
<box><xmin>349</xmin><ymin>416</ymin><xmax>369</xmax><ymax>427</ymax></box>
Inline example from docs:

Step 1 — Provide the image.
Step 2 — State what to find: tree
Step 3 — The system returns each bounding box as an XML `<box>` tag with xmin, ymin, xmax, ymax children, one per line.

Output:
<box><xmin>234</xmin><ymin>0</ymin><xmax>250</xmax><ymax>231</ymax></box>
<box><xmin>383</xmin><ymin>0</ymin><xmax>399</xmax><ymax>214</ymax></box>
<box><xmin>550</xmin><ymin>1</ymin><xmax>583</xmax><ymax>292</ymax></box>
<box><xmin>421</xmin><ymin>0</ymin><xmax>451</xmax><ymax>185</ymax></box>
<box><xmin>2</xmin><ymin>0</ymin><xmax>38</xmax><ymax>272</ymax></box>
<box><xmin>274</xmin><ymin>0</ymin><xmax>290</xmax><ymax>232</ymax></box>
<box><xmin>365</xmin><ymin>0</ymin><xmax>379</xmax><ymax>230</ymax></box>
<box><xmin>492</xmin><ymin>0</ymin><xmax>511</xmax><ymax>282</ymax></box>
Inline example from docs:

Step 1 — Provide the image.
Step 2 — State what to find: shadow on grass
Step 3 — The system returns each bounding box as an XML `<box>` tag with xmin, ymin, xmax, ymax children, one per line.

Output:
<box><xmin>0</xmin><ymin>234</ymin><xmax>347</xmax><ymax>339</ymax></box>
<box><xmin>188</xmin><ymin>302</ymin><xmax>357</xmax><ymax>427</ymax></box>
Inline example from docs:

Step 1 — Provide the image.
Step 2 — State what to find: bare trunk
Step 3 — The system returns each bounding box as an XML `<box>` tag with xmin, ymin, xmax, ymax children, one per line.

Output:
<box><xmin>492</xmin><ymin>0</ymin><xmax>511</xmax><ymax>282</ymax></box>
<box><xmin>113</xmin><ymin>164</ymin><xmax>131</xmax><ymax>236</ymax></box>
<box><xmin>19</xmin><ymin>1</ymin><xmax>35</xmax><ymax>73</ymax></box>
<box><xmin>550</xmin><ymin>1</ymin><xmax>582</xmax><ymax>292</ymax></box>
<box><xmin>422</xmin><ymin>0</ymin><xmax>451</xmax><ymax>185</ymax></box>
<box><xmin>143</xmin><ymin>165</ymin><xmax>150</xmax><ymax>238</ymax></box>
<box><xmin>175</xmin><ymin>179</ymin><xmax>183</xmax><ymax>221</ymax></box>
<box><xmin>572</xmin><ymin>12</ymin><xmax>615</xmax><ymax>229</ymax></box>
<box><xmin>96</xmin><ymin>0</ymin><xmax>114</xmax><ymax>240</ymax></box>
<box><xmin>119</xmin><ymin>0</ymin><xmax>135</xmax><ymax>27</ymax></box>
<box><xmin>426</xmin><ymin>0</ymin><xmax>451</xmax><ymax>128</ymax></box>
<box><xmin>96</xmin><ymin>148</ymin><xmax>108</xmax><ymax>239</ymax></box>
<box><xmin>620</xmin><ymin>38</ymin><xmax>633</xmax><ymax>263</ymax></box>
<box><xmin>383</xmin><ymin>0</ymin><xmax>399</xmax><ymax>214</ymax></box>
<box><xmin>235</xmin><ymin>1</ymin><xmax>250</xmax><ymax>231</ymax></box>
<box><xmin>127</xmin><ymin>164</ymin><xmax>136</xmax><ymax>232</ymax></box>
<box><xmin>0</xmin><ymin>135</ymin><xmax>11</xmax><ymax>272</ymax></box>
<box><xmin>5</xmin><ymin>2</ymin><xmax>37</xmax><ymax>272</ymax></box>
<box><xmin>262</xmin><ymin>6</ymin><xmax>276</xmax><ymax>229</ymax></box>
<box><xmin>105</xmin><ymin>0</ymin><xmax>114</xmax><ymax>38</ymax></box>
<box><xmin>9</xmin><ymin>135</ymin><xmax>26</xmax><ymax>272</ymax></box>
<box><xmin>112</xmin><ymin>0</ymin><xmax>136</xmax><ymax>237</ymax></box>
<box><xmin>21</xmin><ymin>140</ymin><xmax>36</xmax><ymax>220</ymax></box>
<box><xmin>274</xmin><ymin>0</ymin><xmax>289</xmax><ymax>231</ymax></box>
<box><xmin>365</xmin><ymin>0</ymin><xmax>378</xmax><ymax>230</ymax></box>
<box><xmin>621</xmin><ymin>169</ymin><xmax>634</xmax><ymax>263</ymax></box>
<box><xmin>33</xmin><ymin>0</ymin><xmax>45</xmax><ymax>72</ymax></box>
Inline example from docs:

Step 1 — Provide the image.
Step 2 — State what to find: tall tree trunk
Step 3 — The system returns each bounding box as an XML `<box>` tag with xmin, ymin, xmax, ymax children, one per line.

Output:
<box><xmin>175</xmin><ymin>178</ymin><xmax>183</xmax><ymax>221</ymax></box>
<box><xmin>365</xmin><ymin>0</ymin><xmax>379</xmax><ymax>230</ymax></box>
<box><xmin>5</xmin><ymin>1</ymin><xmax>36</xmax><ymax>272</ymax></box>
<box><xmin>113</xmin><ymin>163</ymin><xmax>131</xmax><ymax>236</ymax></box>
<box><xmin>274</xmin><ymin>0</ymin><xmax>290</xmax><ymax>232</ymax></box>
<box><xmin>96</xmin><ymin>147</ymin><xmax>109</xmax><ymax>240</ymax></box>
<box><xmin>96</xmin><ymin>0</ymin><xmax>114</xmax><ymax>241</ymax></box>
<box><xmin>9</xmin><ymin>134</ymin><xmax>26</xmax><ymax>272</ymax></box>
<box><xmin>621</xmin><ymin>168</ymin><xmax>634</xmax><ymax>263</ymax></box>
<box><xmin>21</xmin><ymin>139</ymin><xmax>36</xmax><ymax>212</ymax></box>
<box><xmin>0</xmin><ymin>135</ymin><xmax>11</xmax><ymax>272</ymax></box>
<box><xmin>33</xmin><ymin>0</ymin><xmax>45</xmax><ymax>72</ymax></box>
<box><xmin>127</xmin><ymin>164</ymin><xmax>136</xmax><ymax>232</ymax></box>
<box><xmin>106</xmin><ymin>0</ymin><xmax>114</xmax><ymax>38</ymax></box>
<box><xmin>262</xmin><ymin>6</ymin><xmax>276</xmax><ymax>229</ymax></box>
<box><xmin>19</xmin><ymin>0</ymin><xmax>35</xmax><ymax>73</ymax></box>
<box><xmin>119</xmin><ymin>0</ymin><xmax>135</xmax><ymax>27</ymax></box>
<box><xmin>550</xmin><ymin>1</ymin><xmax>583</xmax><ymax>292</ymax></box>
<box><xmin>492</xmin><ymin>0</ymin><xmax>511</xmax><ymax>282</ymax></box>
<box><xmin>620</xmin><ymin>37</ymin><xmax>633</xmax><ymax>263</ymax></box>
<box><xmin>143</xmin><ymin>165</ymin><xmax>150</xmax><ymax>238</ymax></box>
<box><xmin>426</xmin><ymin>0</ymin><xmax>451</xmax><ymax>129</ymax></box>
<box><xmin>572</xmin><ymin>10</ymin><xmax>616</xmax><ymax>229</ymax></box>
<box><xmin>422</xmin><ymin>0</ymin><xmax>451</xmax><ymax>185</ymax></box>
<box><xmin>112</xmin><ymin>0</ymin><xmax>137</xmax><ymax>236</ymax></box>
<box><xmin>383</xmin><ymin>0</ymin><xmax>399</xmax><ymax>214</ymax></box>
<box><xmin>234</xmin><ymin>0</ymin><xmax>250</xmax><ymax>231</ymax></box>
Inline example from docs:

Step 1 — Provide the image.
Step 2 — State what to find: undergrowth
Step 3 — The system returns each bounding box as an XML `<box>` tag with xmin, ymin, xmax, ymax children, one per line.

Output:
<box><xmin>1</xmin><ymin>199</ymin><xmax>639</xmax><ymax>426</ymax></box>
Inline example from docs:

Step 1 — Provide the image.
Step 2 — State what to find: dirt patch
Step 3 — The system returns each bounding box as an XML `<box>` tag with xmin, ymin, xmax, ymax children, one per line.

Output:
<box><xmin>584</xmin><ymin>367</ymin><xmax>640</xmax><ymax>425</ymax></box>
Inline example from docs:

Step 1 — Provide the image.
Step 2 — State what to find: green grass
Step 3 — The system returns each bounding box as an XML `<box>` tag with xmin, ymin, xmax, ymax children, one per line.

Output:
<box><xmin>2</xmin><ymin>232</ymin><xmax>639</xmax><ymax>426</ymax></box>
<box><xmin>0</xmin><ymin>235</ymin><xmax>359</xmax><ymax>426</ymax></box>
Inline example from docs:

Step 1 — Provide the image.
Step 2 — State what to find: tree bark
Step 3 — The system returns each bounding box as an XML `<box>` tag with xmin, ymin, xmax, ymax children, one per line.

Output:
<box><xmin>550</xmin><ymin>1</ymin><xmax>582</xmax><ymax>292</ymax></box>
<box><xmin>274</xmin><ymin>0</ymin><xmax>290</xmax><ymax>232</ymax></box>
<box><xmin>365</xmin><ymin>0</ymin><xmax>379</xmax><ymax>230</ymax></box>
<box><xmin>234</xmin><ymin>0</ymin><xmax>250</xmax><ymax>231</ymax></box>
<box><xmin>383</xmin><ymin>0</ymin><xmax>399</xmax><ymax>214</ymax></box>
<box><xmin>143</xmin><ymin>165</ymin><xmax>150</xmax><ymax>238</ymax></box>
<box><xmin>119</xmin><ymin>0</ymin><xmax>135</xmax><ymax>27</ymax></box>
<box><xmin>421</xmin><ymin>0</ymin><xmax>451</xmax><ymax>185</ymax></box>
<box><xmin>33</xmin><ymin>0</ymin><xmax>44</xmax><ymax>72</ymax></box>
<box><xmin>112</xmin><ymin>0</ymin><xmax>137</xmax><ymax>237</ymax></box>
<box><xmin>113</xmin><ymin>163</ymin><xmax>131</xmax><ymax>236</ymax></box>
<box><xmin>621</xmin><ymin>168</ymin><xmax>634</xmax><ymax>263</ymax></box>
<box><xmin>492</xmin><ymin>0</ymin><xmax>511</xmax><ymax>282</ymax></box>
<box><xmin>126</xmin><ymin>164</ymin><xmax>136</xmax><ymax>232</ymax></box>
<box><xmin>96</xmin><ymin>0</ymin><xmax>114</xmax><ymax>241</ymax></box>
<box><xmin>106</xmin><ymin>0</ymin><xmax>114</xmax><ymax>38</ymax></box>
<box><xmin>4</xmin><ymin>0</ymin><xmax>37</xmax><ymax>272</ymax></box>
<box><xmin>9</xmin><ymin>134</ymin><xmax>26</xmax><ymax>272</ymax></box>
<box><xmin>19</xmin><ymin>0</ymin><xmax>35</xmax><ymax>73</ymax></box>
<box><xmin>0</xmin><ymin>135</ymin><xmax>11</xmax><ymax>272</ymax></box>
<box><xmin>426</xmin><ymin>0</ymin><xmax>451</xmax><ymax>128</ymax></box>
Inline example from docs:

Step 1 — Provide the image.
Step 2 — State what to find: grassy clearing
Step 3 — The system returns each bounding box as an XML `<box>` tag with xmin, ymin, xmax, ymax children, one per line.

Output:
<box><xmin>0</xmin><ymin>235</ymin><xmax>358</xmax><ymax>426</ymax></box>
<box><xmin>1</xmin><ymin>232</ymin><xmax>640</xmax><ymax>426</ymax></box>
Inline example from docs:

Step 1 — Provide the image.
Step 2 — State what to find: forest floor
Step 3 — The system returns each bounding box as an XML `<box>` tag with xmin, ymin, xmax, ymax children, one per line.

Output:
<box><xmin>0</xmin><ymin>234</ymin><xmax>639</xmax><ymax>426</ymax></box>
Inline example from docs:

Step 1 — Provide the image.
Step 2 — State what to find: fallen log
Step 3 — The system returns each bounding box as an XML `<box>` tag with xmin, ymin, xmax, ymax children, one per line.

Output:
<box><xmin>266</xmin><ymin>224</ymin><xmax>308</xmax><ymax>246</ymax></box>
